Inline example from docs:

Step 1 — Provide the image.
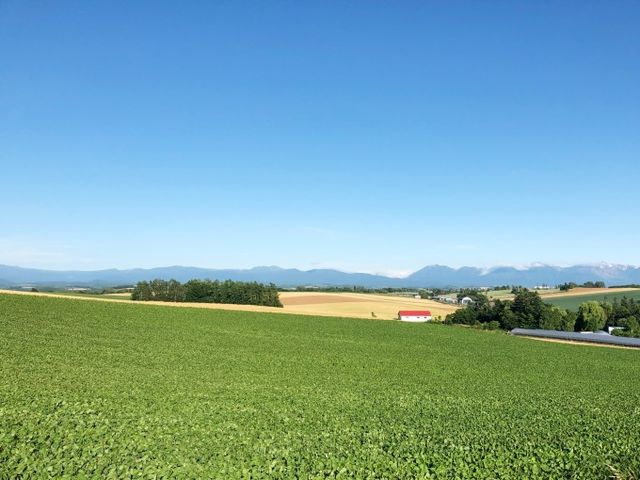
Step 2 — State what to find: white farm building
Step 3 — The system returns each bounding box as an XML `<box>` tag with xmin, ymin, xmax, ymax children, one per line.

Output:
<box><xmin>398</xmin><ymin>310</ymin><xmax>432</xmax><ymax>323</ymax></box>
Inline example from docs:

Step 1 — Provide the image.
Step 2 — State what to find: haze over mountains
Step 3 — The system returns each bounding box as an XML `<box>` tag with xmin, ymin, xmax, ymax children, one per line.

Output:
<box><xmin>1</xmin><ymin>263</ymin><xmax>640</xmax><ymax>289</ymax></box>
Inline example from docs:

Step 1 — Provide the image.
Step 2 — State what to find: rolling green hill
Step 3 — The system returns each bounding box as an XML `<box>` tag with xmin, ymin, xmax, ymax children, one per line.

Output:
<box><xmin>1</xmin><ymin>293</ymin><xmax>639</xmax><ymax>478</ymax></box>
<box><xmin>544</xmin><ymin>289</ymin><xmax>640</xmax><ymax>311</ymax></box>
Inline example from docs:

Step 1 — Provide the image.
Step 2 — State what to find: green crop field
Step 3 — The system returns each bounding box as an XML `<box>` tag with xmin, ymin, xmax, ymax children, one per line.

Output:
<box><xmin>1</xmin><ymin>294</ymin><xmax>640</xmax><ymax>478</ymax></box>
<box><xmin>544</xmin><ymin>289</ymin><xmax>640</xmax><ymax>311</ymax></box>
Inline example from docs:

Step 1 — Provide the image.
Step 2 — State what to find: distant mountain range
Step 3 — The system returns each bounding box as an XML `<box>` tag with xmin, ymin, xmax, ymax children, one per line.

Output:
<box><xmin>1</xmin><ymin>263</ymin><xmax>640</xmax><ymax>288</ymax></box>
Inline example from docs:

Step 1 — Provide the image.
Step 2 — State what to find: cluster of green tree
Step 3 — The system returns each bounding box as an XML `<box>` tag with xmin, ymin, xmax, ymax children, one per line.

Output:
<box><xmin>560</xmin><ymin>298</ymin><xmax>640</xmax><ymax>337</ymax></box>
<box><xmin>429</xmin><ymin>288</ymin><xmax>458</xmax><ymax>297</ymax></box>
<box><xmin>607</xmin><ymin>297</ymin><xmax>640</xmax><ymax>337</ymax></box>
<box><xmin>445</xmin><ymin>289</ymin><xmax>640</xmax><ymax>337</ymax></box>
<box><xmin>492</xmin><ymin>285</ymin><xmax>513</xmax><ymax>291</ymax></box>
<box><xmin>132</xmin><ymin>279</ymin><xmax>283</xmax><ymax>307</ymax></box>
<box><xmin>558</xmin><ymin>281</ymin><xmax>605</xmax><ymax>291</ymax></box>
<box><xmin>446</xmin><ymin>289</ymin><xmax>576</xmax><ymax>331</ymax></box>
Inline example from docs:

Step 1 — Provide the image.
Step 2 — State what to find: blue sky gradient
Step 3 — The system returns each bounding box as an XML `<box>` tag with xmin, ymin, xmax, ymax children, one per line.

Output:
<box><xmin>1</xmin><ymin>1</ymin><xmax>639</xmax><ymax>275</ymax></box>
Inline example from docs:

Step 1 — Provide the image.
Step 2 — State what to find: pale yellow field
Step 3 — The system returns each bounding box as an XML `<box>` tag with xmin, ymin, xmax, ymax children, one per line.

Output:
<box><xmin>537</xmin><ymin>287</ymin><xmax>639</xmax><ymax>298</ymax></box>
<box><xmin>0</xmin><ymin>290</ymin><xmax>458</xmax><ymax>321</ymax></box>
<box><xmin>278</xmin><ymin>292</ymin><xmax>458</xmax><ymax>320</ymax></box>
<box><xmin>487</xmin><ymin>287</ymin><xmax>639</xmax><ymax>302</ymax></box>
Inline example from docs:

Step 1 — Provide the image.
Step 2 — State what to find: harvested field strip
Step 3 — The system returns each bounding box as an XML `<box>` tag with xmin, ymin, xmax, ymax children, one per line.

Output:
<box><xmin>279</xmin><ymin>294</ymin><xmax>368</xmax><ymax>305</ymax></box>
<box><xmin>540</xmin><ymin>287</ymin><xmax>639</xmax><ymax>298</ymax></box>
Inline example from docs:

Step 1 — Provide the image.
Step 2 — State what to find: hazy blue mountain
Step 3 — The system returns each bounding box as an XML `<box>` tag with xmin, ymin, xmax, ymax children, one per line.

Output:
<box><xmin>407</xmin><ymin>264</ymin><xmax>640</xmax><ymax>287</ymax></box>
<box><xmin>1</xmin><ymin>263</ymin><xmax>639</xmax><ymax>288</ymax></box>
<box><xmin>409</xmin><ymin>264</ymin><xmax>640</xmax><ymax>287</ymax></box>
<box><xmin>0</xmin><ymin>264</ymin><xmax>399</xmax><ymax>288</ymax></box>
<box><xmin>407</xmin><ymin>265</ymin><xmax>481</xmax><ymax>286</ymax></box>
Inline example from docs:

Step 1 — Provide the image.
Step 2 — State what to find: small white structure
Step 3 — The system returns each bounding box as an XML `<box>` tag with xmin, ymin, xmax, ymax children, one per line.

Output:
<box><xmin>435</xmin><ymin>295</ymin><xmax>458</xmax><ymax>304</ymax></box>
<box><xmin>398</xmin><ymin>310</ymin><xmax>432</xmax><ymax>322</ymax></box>
<box><xmin>608</xmin><ymin>326</ymin><xmax>624</xmax><ymax>335</ymax></box>
<box><xmin>460</xmin><ymin>296</ymin><xmax>474</xmax><ymax>306</ymax></box>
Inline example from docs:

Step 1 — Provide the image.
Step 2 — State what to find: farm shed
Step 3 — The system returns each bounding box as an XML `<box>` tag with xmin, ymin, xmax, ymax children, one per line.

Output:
<box><xmin>460</xmin><ymin>296</ymin><xmax>474</xmax><ymax>306</ymax></box>
<box><xmin>435</xmin><ymin>295</ymin><xmax>458</xmax><ymax>304</ymax></box>
<box><xmin>398</xmin><ymin>310</ymin><xmax>432</xmax><ymax>323</ymax></box>
<box><xmin>510</xmin><ymin>328</ymin><xmax>640</xmax><ymax>348</ymax></box>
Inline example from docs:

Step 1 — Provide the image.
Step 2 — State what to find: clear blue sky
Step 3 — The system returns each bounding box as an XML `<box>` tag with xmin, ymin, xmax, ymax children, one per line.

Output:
<box><xmin>1</xmin><ymin>1</ymin><xmax>639</xmax><ymax>275</ymax></box>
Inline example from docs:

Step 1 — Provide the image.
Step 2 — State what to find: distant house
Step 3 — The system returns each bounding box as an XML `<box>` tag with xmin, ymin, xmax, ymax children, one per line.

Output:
<box><xmin>414</xmin><ymin>294</ymin><xmax>422</xmax><ymax>299</ymax></box>
<box><xmin>435</xmin><ymin>295</ymin><xmax>458</xmax><ymax>304</ymax></box>
<box><xmin>460</xmin><ymin>296</ymin><xmax>475</xmax><ymax>306</ymax></box>
<box><xmin>398</xmin><ymin>310</ymin><xmax>432</xmax><ymax>322</ymax></box>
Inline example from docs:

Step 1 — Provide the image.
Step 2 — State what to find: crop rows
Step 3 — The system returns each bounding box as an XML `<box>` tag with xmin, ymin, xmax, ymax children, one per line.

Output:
<box><xmin>1</xmin><ymin>294</ymin><xmax>639</xmax><ymax>478</ymax></box>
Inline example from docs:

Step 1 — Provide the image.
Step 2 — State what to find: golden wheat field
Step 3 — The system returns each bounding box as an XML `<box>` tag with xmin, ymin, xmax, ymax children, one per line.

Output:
<box><xmin>278</xmin><ymin>292</ymin><xmax>458</xmax><ymax>320</ymax></box>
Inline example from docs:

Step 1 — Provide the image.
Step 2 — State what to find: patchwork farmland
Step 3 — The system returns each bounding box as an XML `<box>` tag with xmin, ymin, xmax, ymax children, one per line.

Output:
<box><xmin>1</xmin><ymin>293</ymin><xmax>640</xmax><ymax>478</ymax></box>
<box><xmin>0</xmin><ymin>289</ymin><xmax>458</xmax><ymax>320</ymax></box>
<box><xmin>484</xmin><ymin>287</ymin><xmax>640</xmax><ymax>312</ymax></box>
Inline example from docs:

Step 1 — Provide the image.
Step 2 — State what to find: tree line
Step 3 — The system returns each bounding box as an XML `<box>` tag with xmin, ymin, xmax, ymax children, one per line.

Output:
<box><xmin>444</xmin><ymin>289</ymin><xmax>640</xmax><ymax>337</ymax></box>
<box><xmin>131</xmin><ymin>279</ymin><xmax>283</xmax><ymax>307</ymax></box>
<box><xmin>294</xmin><ymin>286</ymin><xmax>422</xmax><ymax>294</ymax></box>
<box><xmin>558</xmin><ymin>281</ymin><xmax>605</xmax><ymax>291</ymax></box>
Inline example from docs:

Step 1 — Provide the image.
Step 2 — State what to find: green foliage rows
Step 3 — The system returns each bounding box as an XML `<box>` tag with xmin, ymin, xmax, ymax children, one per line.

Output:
<box><xmin>1</xmin><ymin>294</ymin><xmax>640</xmax><ymax>478</ymax></box>
<box><xmin>131</xmin><ymin>278</ymin><xmax>282</xmax><ymax>307</ymax></box>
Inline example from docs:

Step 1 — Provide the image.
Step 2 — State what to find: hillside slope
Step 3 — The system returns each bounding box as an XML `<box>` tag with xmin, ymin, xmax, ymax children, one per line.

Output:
<box><xmin>1</xmin><ymin>294</ymin><xmax>639</xmax><ymax>477</ymax></box>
